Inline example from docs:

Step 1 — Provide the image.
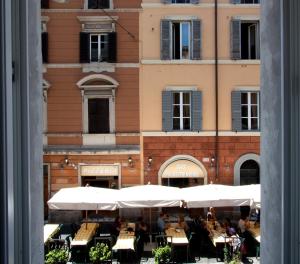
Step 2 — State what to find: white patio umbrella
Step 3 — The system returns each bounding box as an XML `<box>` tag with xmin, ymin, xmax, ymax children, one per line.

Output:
<box><xmin>47</xmin><ymin>186</ymin><xmax>118</xmax><ymax>211</ymax></box>
<box><xmin>233</xmin><ymin>184</ymin><xmax>261</xmax><ymax>208</ymax></box>
<box><xmin>116</xmin><ymin>184</ymin><xmax>182</xmax><ymax>208</ymax></box>
<box><xmin>181</xmin><ymin>184</ymin><xmax>253</xmax><ymax>208</ymax></box>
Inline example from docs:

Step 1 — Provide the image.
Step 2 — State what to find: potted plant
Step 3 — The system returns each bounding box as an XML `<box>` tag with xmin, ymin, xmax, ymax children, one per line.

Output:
<box><xmin>152</xmin><ymin>244</ymin><xmax>171</xmax><ymax>264</ymax></box>
<box><xmin>45</xmin><ymin>248</ymin><xmax>69</xmax><ymax>264</ymax></box>
<box><xmin>89</xmin><ymin>242</ymin><xmax>112</xmax><ymax>264</ymax></box>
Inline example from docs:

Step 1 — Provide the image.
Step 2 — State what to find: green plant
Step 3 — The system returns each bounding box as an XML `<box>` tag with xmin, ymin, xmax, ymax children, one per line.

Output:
<box><xmin>152</xmin><ymin>245</ymin><xmax>171</xmax><ymax>264</ymax></box>
<box><xmin>89</xmin><ymin>243</ymin><xmax>112</xmax><ymax>263</ymax></box>
<box><xmin>45</xmin><ymin>248</ymin><xmax>69</xmax><ymax>264</ymax></box>
<box><xmin>223</xmin><ymin>246</ymin><xmax>241</xmax><ymax>264</ymax></box>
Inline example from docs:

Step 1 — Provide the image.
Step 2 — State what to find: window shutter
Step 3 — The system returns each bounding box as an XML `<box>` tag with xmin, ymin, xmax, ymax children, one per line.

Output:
<box><xmin>161</xmin><ymin>0</ymin><xmax>172</xmax><ymax>3</ymax></box>
<box><xmin>192</xmin><ymin>91</ymin><xmax>202</xmax><ymax>131</ymax></box>
<box><xmin>99</xmin><ymin>0</ymin><xmax>110</xmax><ymax>9</ymax></box>
<box><xmin>160</xmin><ymin>20</ymin><xmax>171</xmax><ymax>60</ymax></box>
<box><xmin>231</xmin><ymin>19</ymin><xmax>241</xmax><ymax>60</ymax></box>
<box><xmin>231</xmin><ymin>91</ymin><xmax>242</xmax><ymax>131</ymax></box>
<box><xmin>231</xmin><ymin>0</ymin><xmax>240</xmax><ymax>3</ymax></box>
<box><xmin>41</xmin><ymin>0</ymin><xmax>49</xmax><ymax>9</ymax></box>
<box><xmin>80</xmin><ymin>32</ymin><xmax>90</xmax><ymax>63</ymax></box>
<box><xmin>162</xmin><ymin>91</ymin><xmax>173</xmax><ymax>131</ymax></box>
<box><xmin>88</xmin><ymin>0</ymin><xmax>98</xmax><ymax>9</ymax></box>
<box><xmin>42</xmin><ymin>32</ymin><xmax>48</xmax><ymax>63</ymax></box>
<box><xmin>191</xmin><ymin>0</ymin><xmax>200</xmax><ymax>4</ymax></box>
<box><xmin>192</xmin><ymin>20</ymin><xmax>202</xmax><ymax>60</ymax></box>
<box><xmin>107</xmin><ymin>32</ymin><xmax>117</xmax><ymax>63</ymax></box>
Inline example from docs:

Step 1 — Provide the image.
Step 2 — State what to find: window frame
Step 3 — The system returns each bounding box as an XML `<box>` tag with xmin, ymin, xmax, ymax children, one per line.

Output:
<box><xmin>172</xmin><ymin>91</ymin><xmax>191</xmax><ymax>131</ymax></box>
<box><xmin>171</xmin><ymin>21</ymin><xmax>191</xmax><ymax>60</ymax></box>
<box><xmin>90</xmin><ymin>33</ymin><xmax>109</xmax><ymax>63</ymax></box>
<box><xmin>240</xmin><ymin>0</ymin><xmax>260</xmax><ymax>4</ymax></box>
<box><xmin>171</xmin><ymin>0</ymin><xmax>191</xmax><ymax>3</ymax></box>
<box><xmin>84</xmin><ymin>94</ymin><xmax>115</xmax><ymax>134</ymax></box>
<box><xmin>241</xmin><ymin>20</ymin><xmax>260</xmax><ymax>60</ymax></box>
<box><xmin>241</xmin><ymin>91</ymin><xmax>260</xmax><ymax>131</ymax></box>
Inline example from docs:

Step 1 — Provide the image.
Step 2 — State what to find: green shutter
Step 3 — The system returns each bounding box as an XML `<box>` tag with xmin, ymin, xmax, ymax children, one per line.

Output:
<box><xmin>192</xmin><ymin>20</ymin><xmax>202</xmax><ymax>60</ymax></box>
<box><xmin>192</xmin><ymin>91</ymin><xmax>202</xmax><ymax>131</ymax></box>
<box><xmin>161</xmin><ymin>20</ymin><xmax>171</xmax><ymax>60</ymax></box>
<box><xmin>231</xmin><ymin>19</ymin><xmax>241</xmax><ymax>60</ymax></box>
<box><xmin>162</xmin><ymin>91</ymin><xmax>173</xmax><ymax>131</ymax></box>
<box><xmin>232</xmin><ymin>91</ymin><xmax>242</xmax><ymax>131</ymax></box>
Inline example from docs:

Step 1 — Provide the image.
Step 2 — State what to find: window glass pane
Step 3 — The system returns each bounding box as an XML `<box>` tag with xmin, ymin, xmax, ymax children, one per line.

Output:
<box><xmin>242</xmin><ymin>118</ymin><xmax>248</xmax><ymax>130</ymax></box>
<box><xmin>251</xmin><ymin>118</ymin><xmax>258</xmax><ymax>130</ymax></box>
<box><xmin>173</xmin><ymin>118</ymin><xmax>180</xmax><ymax>130</ymax></box>
<box><xmin>251</xmin><ymin>105</ymin><xmax>258</xmax><ymax>117</ymax></box>
<box><xmin>241</xmin><ymin>93</ymin><xmax>248</xmax><ymax>104</ymax></box>
<box><xmin>91</xmin><ymin>35</ymin><xmax>98</xmax><ymax>42</ymax></box>
<box><xmin>241</xmin><ymin>106</ymin><xmax>248</xmax><ymax>117</ymax></box>
<box><xmin>173</xmin><ymin>93</ymin><xmax>180</xmax><ymax>104</ymax></box>
<box><xmin>91</xmin><ymin>43</ymin><xmax>98</xmax><ymax>62</ymax></box>
<box><xmin>172</xmin><ymin>0</ymin><xmax>190</xmax><ymax>3</ymax></box>
<box><xmin>183</xmin><ymin>118</ymin><xmax>190</xmax><ymax>130</ymax></box>
<box><xmin>182</xmin><ymin>92</ymin><xmax>190</xmax><ymax>104</ymax></box>
<box><xmin>88</xmin><ymin>98</ymin><xmax>110</xmax><ymax>133</ymax></box>
<box><xmin>173</xmin><ymin>105</ymin><xmax>180</xmax><ymax>117</ymax></box>
<box><xmin>181</xmin><ymin>23</ymin><xmax>190</xmax><ymax>59</ymax></box>
<box><xmin>251</xmin><ymin>93</ymin><xmax>257</xmax><ymax>104</ymax></box>
<box><xmin>183</xmin><ymin>105</ymin><xmax>190</xmax><ymax>117</ymax></box>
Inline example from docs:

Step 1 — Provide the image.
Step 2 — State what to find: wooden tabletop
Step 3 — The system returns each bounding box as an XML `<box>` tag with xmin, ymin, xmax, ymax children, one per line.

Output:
<box><xmin>71</xmin><ymin>223</ymin><xmax>99</xmax><ymax>246</ymax></box>
<box><xmin>165</xmin><ymin>228</ymin><xmax>189</xmax><ymax>245</ymax></box>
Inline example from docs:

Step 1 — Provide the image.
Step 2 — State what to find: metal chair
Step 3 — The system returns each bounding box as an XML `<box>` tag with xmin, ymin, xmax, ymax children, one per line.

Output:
<box><xmin>47</xmin><ymin>238</ymin><xmax>67</xmax><ymax>252</ymax></box>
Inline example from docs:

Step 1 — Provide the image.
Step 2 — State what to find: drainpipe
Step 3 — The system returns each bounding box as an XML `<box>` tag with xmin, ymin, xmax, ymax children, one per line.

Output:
<box><xmin>214</xmin><ymin>0</ymin><xmax>219</xmax><ymax>181</ymax></box>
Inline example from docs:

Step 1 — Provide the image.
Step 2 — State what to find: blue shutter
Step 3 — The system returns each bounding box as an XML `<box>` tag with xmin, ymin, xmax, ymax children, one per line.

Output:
<box><xmin>192</xmin><ymin>91</ymin><xmax>202</xmax><ymax>131</ymax></box>
<box><xmin>232</xmin><ymin>91</ymin><xmax>242</xmax><ymax>131</ymax></box>
<box><xmin>161</xmin><ymin>0</ymin><xmax>172</xmax><ymax>3</ymax></box>
<box><xmin>192</xmin><ymin>20</ymin><xmax>201</xmax><ymax>60</ymax></box>
<box><xmin>162</xmin><ymin>91</ymin><xmax>173</xmax><ymax>131</ymax></box>
<box><xmin>161</xmin><ymin>20</ymin><xmax>171</xmax><ymax>60</ymax></box>
<box><xmin>231</xmin><ymin>19</ymin><xmax>241</xmax><ymax>60</ymax></box>
<box><xmin>231</xmin><ymin>0</ymin><xmax>241</xmax><ymax>4</ymax></box>
<box><xmin>191</xmin><ymin>0</ymin><xmax>200</xmax><ymax>4</ymax></box>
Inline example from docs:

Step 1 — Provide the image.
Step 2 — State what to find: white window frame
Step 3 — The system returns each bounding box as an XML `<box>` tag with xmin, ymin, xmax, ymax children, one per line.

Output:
<box><xmin>90</xmin><ymin>33</ymin><xmax>108</xmax><ymax>62</ymax></box>
<box><xmin>84</xmin><ymin>95</ymin><xmax>115</xmax><ymax>134</ymax></box>
<box><xmin>171</xmin><ymin>21</ymin><xmax>191</xmax><ymax>60</ymax></box>
<box><xmin>172</xmin><ymin>91</ymin><xmax>191</xmax><ymax>130</ymax></box>
<box><xmin>241</xmin><ymin>91</ymin><xmax>260</xmax><ymax>130</ymax></box>
<box><xmin>84</xmin><ymin>0</ymin><xmax>113</xmax><ymax>9</ymax></box>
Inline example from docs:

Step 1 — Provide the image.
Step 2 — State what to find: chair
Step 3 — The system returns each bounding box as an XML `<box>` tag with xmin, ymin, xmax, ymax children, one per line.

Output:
<box><xmin>155</xmin><ymin>234</ymin><xmax>172</xmax><ymax>247</ymax></box>
<box><xmin>47</xmin><ymin>238</ymin><xmax>67</xmax><ymax>252</ymax></box>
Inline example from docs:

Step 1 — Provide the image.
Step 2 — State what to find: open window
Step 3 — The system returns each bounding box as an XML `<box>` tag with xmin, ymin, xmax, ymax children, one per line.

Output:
<box><xmin>87</xmin><ymin>0</ymin><xmax>110</xmax><ymax>9</ymax></box>
<box><xmin>231</xmin><ymin>19</ymin><xmax>260</xmax><ymax>60</ymax></box>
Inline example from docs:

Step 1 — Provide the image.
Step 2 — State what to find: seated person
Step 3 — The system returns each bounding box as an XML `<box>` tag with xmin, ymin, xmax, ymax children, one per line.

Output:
<box><xmin>224</xmin><ymin>218</ymin><xmax>236</xmax><ymax>236</ymax></box>
<box><xmin>177</xmin><ymin>215</ymin><xmax>189</xmax><ymax>233</ymax></box>
<box><xmin>238</xmin><ymin>215</ymin><xmax>250</xmax><ymax>235</ymax></box>
<box><xmin>207</xmin><ymin>207</ymin><xmax>216</xmax><ymax>222</ymax></box>
<box><xmin>136</xmin><ymin>217</ymin><xmax>149</xmax><ymax>243</ymax></box>
<box><xmin>111</xmin><ymin>216</ymin><xmax>121</xmax><ymax>237</ymax></box>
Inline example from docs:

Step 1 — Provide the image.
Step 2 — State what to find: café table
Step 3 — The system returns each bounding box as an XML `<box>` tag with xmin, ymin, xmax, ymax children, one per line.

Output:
<box><xmin>44</xmin><ymin>224</ymin><xmax>60</xmax><ymax>244</ymax></box>
<box><xmin>71</xmin><ymin>222</ymin><xmax>99</xmax><ymax>247</ymax></box>
<box><xmin>165</xmin><ymin>227</ymin><xmax>189</xmax><ymax>262</ymax></box>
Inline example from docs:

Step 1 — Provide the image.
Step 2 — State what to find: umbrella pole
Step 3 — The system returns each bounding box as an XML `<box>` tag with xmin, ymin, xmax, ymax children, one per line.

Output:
<box><xmin>85</xmin><ymin>210</ymin><xmax>88</xmax><ymax>229</ymax></box>
<box><xmin>149</xmin><ymin>208</ymin><xmax>152</xmax><ymax>243</ymax></box>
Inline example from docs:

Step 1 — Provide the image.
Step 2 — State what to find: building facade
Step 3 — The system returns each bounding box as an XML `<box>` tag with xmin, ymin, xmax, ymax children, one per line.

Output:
<box><xmin>42</xmin><ymin>0</ymin><xmax>261</xmax><ymax>218</ymax></box>
<box><xmin>41</xmin><ymin>0</ymin><xmax>142</xmax><ymax>219</ymax></box>
<box><xmin>140</xmin><ymin>0</ymin><xmax>260</xmax><ymax>188</ymax></box>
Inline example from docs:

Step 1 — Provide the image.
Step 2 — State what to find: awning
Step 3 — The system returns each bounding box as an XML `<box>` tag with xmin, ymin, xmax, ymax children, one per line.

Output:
<box><xmin>161</xmin><ymin>159</ymin><xmax>205</xmax><ymax>179</ymax></box>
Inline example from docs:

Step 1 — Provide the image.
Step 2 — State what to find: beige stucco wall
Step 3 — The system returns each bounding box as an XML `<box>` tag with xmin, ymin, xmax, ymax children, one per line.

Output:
<box><xmin>140</xmin><ymin>3</ymin><xmax>260</xmax><ymax>131</ymax></box>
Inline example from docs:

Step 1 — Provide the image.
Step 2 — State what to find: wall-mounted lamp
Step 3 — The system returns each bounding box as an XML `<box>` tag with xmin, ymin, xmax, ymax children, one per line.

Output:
<box><xmin>147</xmin><ymin>156</ymin><xmax>153</xmax><ymax>168</ymax></box>
<box><xmin>210</xmin><ymin>156</ymin><xmax>216</xmax><ymax>167</ymax></box>
<box><xmin>128</xmin><ymin>156</ymin><xmax>133</xmax><ymax>167</ymax></box>
<box><xmin>60</xmin><ymin>155</ymin><xmax>77</xmax><ymax>169</ymax></box>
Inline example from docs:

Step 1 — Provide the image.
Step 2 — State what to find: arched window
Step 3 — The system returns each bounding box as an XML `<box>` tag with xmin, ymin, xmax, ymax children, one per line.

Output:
<box><xmin>240</xmin><ymin>159</ymin><xmax>260</xmax><ymax>185</ymax></box>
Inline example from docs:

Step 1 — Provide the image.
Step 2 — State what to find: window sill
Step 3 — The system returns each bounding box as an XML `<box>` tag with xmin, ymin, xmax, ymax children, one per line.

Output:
<box><xmin>82</xmin><ymin>62</ymin><xmax>116</xmax><ymax>73</ymax></box>
<box><xmin>82</xmin><ymin>133</ymin><xmax>116</xmax><ymax>146</ymax></box>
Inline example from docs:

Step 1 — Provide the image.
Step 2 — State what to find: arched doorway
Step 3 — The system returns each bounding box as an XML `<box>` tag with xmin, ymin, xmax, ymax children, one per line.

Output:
<box><xmin>234</xmin><ymin>153</ymin><xmax>260</xmax><ymax>186</ymax></box>
<box><xmin>240</xmin><ymin>159</ymin><xmax>260</xmax><ymax>185</ymax></box>
<box><xmin>158</xmin><ymin>155</ymin><xmax>207</xmax><ymax>187</ymax></box>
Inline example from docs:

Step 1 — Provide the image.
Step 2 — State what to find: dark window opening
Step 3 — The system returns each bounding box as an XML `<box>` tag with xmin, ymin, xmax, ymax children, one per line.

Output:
<box><xmin>241</xmin><ymin>0</ymin><xmax>259</xmax><ymax>3</ymax></box>
<box><xmin>172</xmin><ymin>22</ymin><xmax>190</xmax><ymax>60</ymax></box>
<box><xmin>241</xmin><ymin>22</ymin><xmax>259</xmax><ymax>59</ymax></box>
<box><xmin>43</xmin><ymin>164</ymin><xmax>49</xmax><ymax>220</ymax></box>
<box><xmin>172</xmin><ymin>23</ymin><xmax>181</xmax><ymax>59</ymax></box>
<box><xmin>88</xmin><ymin>98</ymin><xmax>110</xmax><ymax>134</ymax></box>
<box><xmin>172</xmin><ymin>0</ymin><xmax>191</xmax><ymax>3</ymax></box>
<box><xmin>240</xmin><ymin>159</ymin><xmax>260</xmax><ymax>185</ymax></box>
<box><xmin>88</xmin><ymin>0</ymin><xmax>110</xmax><ymax>9</ymax></box>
